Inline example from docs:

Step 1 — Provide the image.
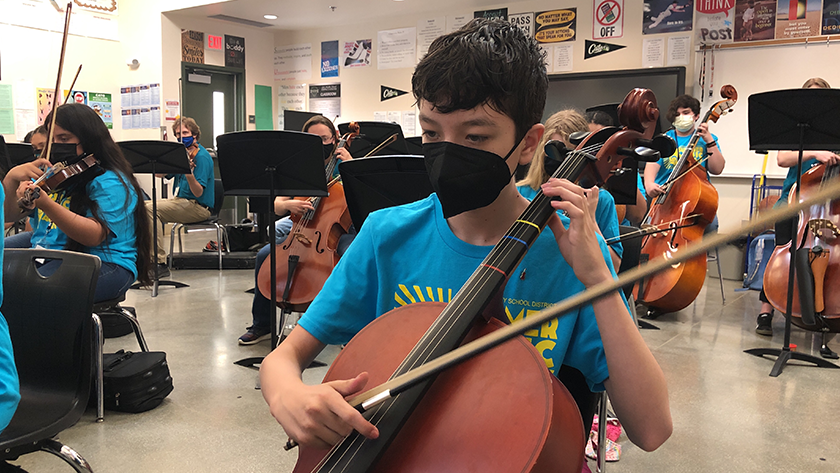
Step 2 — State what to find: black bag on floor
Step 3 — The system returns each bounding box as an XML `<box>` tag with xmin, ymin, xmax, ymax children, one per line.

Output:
<box><xmin>103</xmin><ymin>349</ymin><xmax>173</xmax><ymax>413</ymax></box>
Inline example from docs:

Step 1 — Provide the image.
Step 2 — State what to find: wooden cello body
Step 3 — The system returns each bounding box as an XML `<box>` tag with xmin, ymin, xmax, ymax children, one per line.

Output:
<box><xmin>634</xmin><ymin>85</ymin><xmax>736</xmax><ymax>314</ymax></box>
<box><xmin>294</xmin><ymin>303</ymin><xmax>585</xmax><ymax>473</ymax></box>
<box><xmin>257</xmin><ymin>180</ymin><xmax>352</xmax><ymax>311</ymax></box>
<box><xmin>763</xmin><ymin>163</ymin><xmax>840</xmax><ymax>332</ymax></box>
<box><xmin>292</xmin><ymin>89</ymin><xmax>661</xmax><ymax>473</ymax></box>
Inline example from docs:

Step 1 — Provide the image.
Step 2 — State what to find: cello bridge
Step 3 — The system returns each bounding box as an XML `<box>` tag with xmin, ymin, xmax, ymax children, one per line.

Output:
<box><xmin>808</xmin><ymin>219</ymin><xmax>840</xmax><ymax>239</ymax></box>
<box><xmin>293</xmin><ymin>233</ymin><xmax>313</xmax><ymax>245</ymax></box>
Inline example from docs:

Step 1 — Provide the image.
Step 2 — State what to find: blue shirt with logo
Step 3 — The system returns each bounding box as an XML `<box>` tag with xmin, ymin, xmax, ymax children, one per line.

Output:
<box><xmin>654</xmin><ymin>130</ymin><xmax>719</xmax><ymax>187</ymax></box>
<box><xmin>168</xmin><ymin>144</ymin><xmax>215</xmax><ymax>209</ymax></box>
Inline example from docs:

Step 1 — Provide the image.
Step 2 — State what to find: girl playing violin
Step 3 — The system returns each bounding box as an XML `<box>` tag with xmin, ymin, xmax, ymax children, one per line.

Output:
<box><xmin>2</xmin><ymin>103</ymin><xmax>153</xmax><ymax>301</ymax></box>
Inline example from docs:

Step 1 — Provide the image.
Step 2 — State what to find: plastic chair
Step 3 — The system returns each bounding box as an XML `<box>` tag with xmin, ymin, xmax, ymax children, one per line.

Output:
<box><xmin>169</xmin><ymin>178</ymin><xmax>229</xmax><ymax>270</ymax></box>
<box><xmin>0</xmin><ymin>249</ymin><xmax>100</xmax><ymax>472</ymax></box>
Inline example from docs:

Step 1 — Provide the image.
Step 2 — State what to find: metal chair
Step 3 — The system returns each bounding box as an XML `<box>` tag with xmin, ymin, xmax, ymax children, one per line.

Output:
<box><xmin>169</xmin><ymin>178</ymin><xmax>228</xmax><ymax>270</ymax></box>
<box><xmin>0</xmin><ymin>249</ymin><xmax>99</xmax><ymax>472</ymax></box>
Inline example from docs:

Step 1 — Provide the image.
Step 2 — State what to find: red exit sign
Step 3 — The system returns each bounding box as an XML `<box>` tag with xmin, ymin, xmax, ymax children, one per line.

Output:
<box><xmin>208</xmin><ymin>35</ymin><xmax>223</xmax><ymax>50</ymax></box>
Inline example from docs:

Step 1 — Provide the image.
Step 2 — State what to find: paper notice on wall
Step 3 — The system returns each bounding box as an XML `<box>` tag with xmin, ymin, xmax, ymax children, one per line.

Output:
<box><xmin>14</xmin><ymin>110</ymin><xmax>37</xmax><ymax>141</ymax></box>
<box><xmin>402</xmin><ymin>110</ymin><xmax>417</xmax><ymax>137</ymax></box>
<box><xmin>667</xmin><ymin>35</ymin><xmax>690</xmax><ymax>66</ymax></box>
<box><xmin>14</xmin><ymin>79</ymin><xmax>34</xmax><ymax>110</ymax></box>
<box><xmin>309</xmin><ymin>84</ymin><xmax>341</xmax><ymax>119</ymax></box>
<box><xmin>277</xmin><ymin>84</ymin><xmax>307</xmax><ymax>129</ymax></box>
<box><xmin>274</xmin><ymin>44</ymin><xmax>313</xmax><ymax>81</ymax></box>
<box><xmin>122</xmin><ymin>109</ymin><xmax>132</xmax><ymax>130</ymax></box>
<box><xmin>642</xmin><ymin>37</ymin><xmax>665</xmax><ymax>67</ymax></box>
<box><xmin>447</xmin><ymin>14</ymin><xmax>471</xmax><ymax>33</ymax></box>
<box><xmin>373</xmin><ymin>111</ymin><xmax>388</xmax><ymax>122</ymax></box>
<box><xmin>553</xmin><ymin>44</ymin><xmax>574</xmax><ymax>72</ymax></box>
<box><xmin>540</xmin><ymin>45</ymin><xmax>554</xmax><ymax>71</ymax></box>
<box><xmin>417</xmin><ymin>17</ymin><xmax>446</xmax><ymax>62</ymax></box>
<box><xmin>386</xmin><ymin>111</ymin><xmax>401</xmax><ymax>124</ymax></box>
<box><xmin>378</xmin><ymin>27</ymin><xmax>417</xmax><ymax>69</ymax></box>
<box><xmin>165</xmin><ymin>100</ymin><xmax>180</xmax><ymax>122</ymax></box>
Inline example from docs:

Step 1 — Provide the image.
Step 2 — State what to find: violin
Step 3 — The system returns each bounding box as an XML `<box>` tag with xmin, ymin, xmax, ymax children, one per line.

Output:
<box><xmin>186</xmin><ymin>143</ymin><xmax>198</xmax><ymax>171</ymax></box>
<box><xmin>257</xmin><ymin>122</ymin><xmax>359</xmax><ymax>312</ymax></box>
<box><xmin>17</xmin><ymin>155</ymin><xmax>101</xmax><ymax>210</ymax></box>
<box><xmin>292</xmin><ymin>90</ymin><xmax>661</xmax><ymax>473</ymax></box>
<box><xmin>634</xmin><ymin>85</ymin><xmax>737</xmax><ymax>315</ymax></box>
<box><xmin>763</xmin><ymin>161</ymin><xmax>840</xmax><ymax>333</ymax></box>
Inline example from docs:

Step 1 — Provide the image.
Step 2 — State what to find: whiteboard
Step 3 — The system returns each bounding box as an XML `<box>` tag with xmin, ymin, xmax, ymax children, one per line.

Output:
<box><xmin>689</xmin><ymin>41</ymin><xmax>840</xmax><ymax>178</ymax></box>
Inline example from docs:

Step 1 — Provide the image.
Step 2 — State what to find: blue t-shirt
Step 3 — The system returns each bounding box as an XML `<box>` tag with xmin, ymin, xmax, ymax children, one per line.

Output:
<box><xmin>777</xmin><ymin>157</ymin><xmax>819</xmax><ymax>207</ymax></box>
<box><xmin>0</xmin><ymin>185</ymin><xmax>22</xmax><ymax>431</ymax></box>
<box><xmin>299</xmin><ymin>194</ymin><xmax>624</xmax><ymax>391</ymax></box>
<box><xmin>653</xmin><ymin>130</ymin><xmax>719</xmax><ymax>187</ymax></box>
<box><xmin>517</xmin><ymin>185</ymin><xmax>623</xmax><ymax>259</ymax></box>
<box><xmin>169</xmin><ymin>144</ymin><xmax>215</xmax><ymax>209</ymax></box>
<box><xmin>29</xmin><ymin>170</ymin><xmax>141</xmax><ymax>279</ymax></box>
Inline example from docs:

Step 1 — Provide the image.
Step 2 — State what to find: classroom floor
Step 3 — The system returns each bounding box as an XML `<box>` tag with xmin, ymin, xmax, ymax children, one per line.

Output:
<box><xmin>9</xmin><ymin>236</ymin><xmax>840</xmax><ymax>472</ymax></box>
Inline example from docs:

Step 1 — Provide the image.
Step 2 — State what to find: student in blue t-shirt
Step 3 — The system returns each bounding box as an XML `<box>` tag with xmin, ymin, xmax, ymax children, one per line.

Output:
<box><xmin>644</xmin><ymin>94</ymin><xmax>726</xmax><ymax>233</ymax></box>
<box><xmin>2</xmin><ymin>103</ymin><xmax>153</xmax><ymax>301</ymax></box>
<box><xmin>259</xmin><ymin>19</ymin><xmax>671</xmax><ymax>453</ymax></box>
<box><xmin>145</xmin><ymin>116</ymin><xmax>215</xmax><ymax>275</ymax></box>
<box><xmin>517</xmin><ymin>109</ymin><xmax>623</xmax><ymax>270</ymax></box>
<box><xmin>0</xmin><ymin>180</ymin><xmax>21</xmax><ymax>433</ymax></box>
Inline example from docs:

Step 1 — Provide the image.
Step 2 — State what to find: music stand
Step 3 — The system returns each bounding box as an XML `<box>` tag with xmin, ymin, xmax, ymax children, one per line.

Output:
<box><xmin>338</xmin><ymin>121</ymin><xmax>408</xmax><ymax>157</ymax></box>
<box><xmin>119</xmin><ymin>140</ymin><xmax>192</xmax><ymax>297</ymax></box>
<box><xmin>404</xmin><ymin>136</ymin><xmax>423</xmax><ymax>155</ymax></box>
<box><xmin>5</xmin><ymin>143</ymin><xmax>36</xmax><ymax>168</ymax></box>
<box><xmin>339</xmin><ymin>155</ymin><xmax>433</xmax><ymax>230</ymax></box>
<box><xmin>744</xmin><ymin>89</ymin><xmax>840</xmax><ymax>376</ymax></box>
<box><xmin>215</xmin><ymin>131</ymin><xmax>328</xmax><ymax>370</ymax></box>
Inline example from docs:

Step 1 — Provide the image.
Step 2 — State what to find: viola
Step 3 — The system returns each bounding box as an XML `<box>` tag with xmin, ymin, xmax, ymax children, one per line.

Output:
<box><xmin>292</xmin><ymin>89</ymin><xmax>661</xmax><ymax>473</ymax></box>
<box><xmin>17</xmin><ymin>154</ymin><xmax>100</xmax><ymax>210</ymax></box>
<box><xmin>257</xmin><ymin>122</ymin><xmax>359</xmax><ymax>311</ymax></box>
<box><xmin>634</xmin><ymin>85</ymin><xmax>737</xmax><ymax>315</ymax></box>
<box><xmin>763</xmin><ymin>161</ymin><xmax>840</xmax><ymax>333</ymax></box>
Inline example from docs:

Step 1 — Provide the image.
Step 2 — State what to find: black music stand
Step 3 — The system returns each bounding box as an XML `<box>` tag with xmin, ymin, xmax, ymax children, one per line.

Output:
<box><xmin>119</xmin><ymin>140</ymin><xmax>192</xmax><ymax>297</ymax></box>
<box><xmin>5</xmin><ymin>143</ymin><xmax>35</xmax><ymax>168</ymax></box>
<box><xmin>744</xmin><ymin>89</ymin><xmax>840</xmax><ymax>376</ymax></box>
<box><xmin>215</xmin><ymin>131</ymin><xmax>328</xmax><ymax>370</ymax></box>
<box><xmin>338</xmin><ymin>121</ymin><xmax>408</xmax><ymax>157</ymax></box>
<box><xmin>339</xmin><ymin>155</ymin><xmax>433</xmax><ymax>230</ymax></box>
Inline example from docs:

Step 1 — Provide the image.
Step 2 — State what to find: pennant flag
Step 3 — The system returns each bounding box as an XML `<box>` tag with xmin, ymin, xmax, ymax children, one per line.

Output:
<box><xmin>584</xmin><ymin>40</ymin><xmax>626</xmax><ymax>59</ymax></box>
<box><xmin>381</xmin><ymin>86</ymin><xmax>408</xmax><ymax>101</ymax></box>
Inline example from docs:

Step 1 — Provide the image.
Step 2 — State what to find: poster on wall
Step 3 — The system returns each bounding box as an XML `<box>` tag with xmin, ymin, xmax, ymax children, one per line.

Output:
<box><xmin>275</xmin><ymin>44</ymin><xmax>313</xmax><ymax>81</ymax></box>
<box><xmin>417</xmin><ymin>18</ymin><xmax>445</xmax><ymax>62</ymax></box>
<box><xmin>775</xmin><ymin>0</ymin><xmax>822</xmax><ymax>38</ymax></box>
<box><xmin>181</xmin><ymin>30</ymin><xmax>205</xmax><ymax>64</ymax></box>
<box><xmin>277</xmin><ymin>84</ymin><xmax>307</xmax><ymax>130</ymax></box>
<box><xmin>343</xmin><ymin>40</ymin><xmax>371</xmax><ymax>68</ymax></box>
<box><xmin>309</xmin><ymin>84</ymin><xmax>341</xmax><ymax>118</ymax></box>
<box><xmin>474</xmin><ymin>8</ymin><xmax>508</xmax><ymax>20</ymax></box>
<box><xmin>321</xmin><ymin>41</ymin><xmax>340</xmax><ymax>78</ymax></box>
<box><xmin>88</xmin><ymin>92</ymin><xmax>113</xmax><ymax>129</ymax></box>
<box><xmin>225</xmin><ymin>35</ymin><xmax>245</xmax><ymax>68</ymax></box>
<box><xmin>643</xmin><ymin>0</ymin><xmax>693</xmax><ymax>34</ymax></box>
<box><xmin>535</xmin><ymin>9</ymin><xmax>577</xmax><ymax>43</ymax></box>
<box><xmin>695</xmin><ymin>1</ymin><xmax>735</xmax><ymax>44</ymax></box>
<box><xmin>378</xmin><ymin>27</ymin><xmax>417</xmax><ymax>69</ymax></box>
<box><xmin>36</xmin><ymin>88</ymin><xmax>56</xmax><ymax>125</ymax></box>
<box><xmin>65</xmin><ymin>90</ymin><xmax>88</xmax><ymax>105</ymax></box>
<box><xmin>509</xmin><ymin>12</ymin><xmax>535</xmax><ymax>37</ymax></box>
<box><xmin>593</xmin><ymin>0</ymin><xmax>623</xmax><ymax>39</ymax></box>
<box><xmin>825</xmin><ymin>1</ymin><xmax>840</xmax><ymax>35</ymax></box>
<box><xmin>735</xmin><ymin>0</ymin><xmax>776</xmax><ymax>41</ymax></box>
<box><xmin>165</xmin><ymin>100</ymin><xmax>180</xmax><ymax>122</ymax></box>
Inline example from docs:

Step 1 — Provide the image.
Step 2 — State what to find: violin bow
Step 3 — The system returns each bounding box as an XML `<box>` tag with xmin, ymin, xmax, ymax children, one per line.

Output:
<box><xmin>42</xmin><ymin>3</ymin><xmax>73</xmax><ymax>165</ymax></box>
<box><xmin>63</xmin><ymin>65</ymin><xmax>83</xmax><ymax>105</ymax></box>
<box><xmin>345</xmin><ymin>178</ymin><xmax>840</xmax><ymax>413</ymax></box>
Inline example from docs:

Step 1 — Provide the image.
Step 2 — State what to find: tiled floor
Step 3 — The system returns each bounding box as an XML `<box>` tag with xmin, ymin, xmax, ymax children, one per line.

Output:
<box><xmin>10</xmin><ymin>255</ymin><xmax>840</xmax><ymax>472</ymax></box>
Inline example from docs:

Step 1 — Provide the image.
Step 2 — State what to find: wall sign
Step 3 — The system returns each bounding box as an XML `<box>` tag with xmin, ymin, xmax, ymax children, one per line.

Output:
<box><xmin>381</xmin><ymin>86</ymin><xmax>408</xmax><ymax>101</ymax></box>
<box><xmin>584</xmin><ymin>39</ymin><xmax>626</xmax><ymax>59</ymax></box>
<box><xmin>181</xmin><ymin>30</ymin><xmax>205</xmax><ymax>64</ymax></box>
<box><xmin>225</xmin><ymin>35</ymin><xmax>245</xmax><ymax>68</ymax></box>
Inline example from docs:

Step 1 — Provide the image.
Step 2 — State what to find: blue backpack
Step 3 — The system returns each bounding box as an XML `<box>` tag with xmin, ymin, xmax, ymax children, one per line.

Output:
<box><xmin>743</xmin><ymin>233</ymin><xmax>776</xmax><ymax>291</ymax></box>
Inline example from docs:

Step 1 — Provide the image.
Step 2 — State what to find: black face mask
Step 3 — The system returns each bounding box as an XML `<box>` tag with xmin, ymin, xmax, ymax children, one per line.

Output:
<box><xmin>323</xmin><ymin>143</ymin><xmax>336</xmax><ymax>160</ymax></box>
<box><xmin>423</xmin><ymin>140</ymin><xmax>519</xmax><ymax>218</ymax></box>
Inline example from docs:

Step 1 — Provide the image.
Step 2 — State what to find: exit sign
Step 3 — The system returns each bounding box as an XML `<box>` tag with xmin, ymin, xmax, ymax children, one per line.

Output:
<box><xmin>208</xmin><ymin>35</ymin><xmax>223</xmax><ymax>50</ymax></box>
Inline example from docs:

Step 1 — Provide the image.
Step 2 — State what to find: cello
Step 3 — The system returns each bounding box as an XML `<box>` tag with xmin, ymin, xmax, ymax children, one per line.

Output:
<box><xmin>257</xmin><ymin>122</ymin><xmax>358</xmax><ymax>312</ymax></box>
<box><xmin>292</xmin><ymin>89</ymin><xmax>661</xmax><ymax>473</ymax></box>
<box><xmin>634</xmin><ymin>86</ymin><xmax>737</xmax><ymax>315</ymax></box>
<box><xmin>763</xmin><ymin>161</ymin><xmax>840</xmax><ymax>333</ymax></box>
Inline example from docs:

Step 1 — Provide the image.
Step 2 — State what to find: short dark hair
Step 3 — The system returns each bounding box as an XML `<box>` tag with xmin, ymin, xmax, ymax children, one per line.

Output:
<box><xmin>666</xmin><ymin>94</ymin><xmax>701</xmax><ymax>122</ymax></box>
<box><xmin>585</xmin><ymin>111</ymin><xmax>614</xmax><ymax>127</ymax></box>
<box><xmin>23</xmin><ymin>126</ymin><xmax>46</xmax><ymax>144</ymax></box>
<box><xmin>412</xmin><ymin>18</ymin><xmax>548</xmax><ymax>140</ymax></box>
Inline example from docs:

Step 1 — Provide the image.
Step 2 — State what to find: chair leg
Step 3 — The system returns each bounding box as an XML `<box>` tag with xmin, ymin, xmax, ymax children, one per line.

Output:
<box><xmin>714</xmin><ymin>247</ymin><xmax>725</xmax><ymax>304</ymax></box>
<box><xmin>91</xmin><ymin>314</ymin><xmax>104</xmax><ymax>423</ymax></box>
<box><xmin>117</xmin><ymin>307</ymin><xmax>149</xmax><ymax>352</ymax></box>
<box><xmin>39</xmin><ymin>438</ymin><xmax>94</xmax><ymax>473</ymax></box>
<box><xmin>168</xmin><ymin>224</ymin><xmax>176</xmax><ymax>271</ymax></box>
<box><xmin>597</xmin><ymin>391</ymin><xmax>607</xmax><ymax>473</ymax></box>
<box><xmin>216</xmin><ymin>224</ymin><xmax>223</xmax><ymax>270</ymax></box>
